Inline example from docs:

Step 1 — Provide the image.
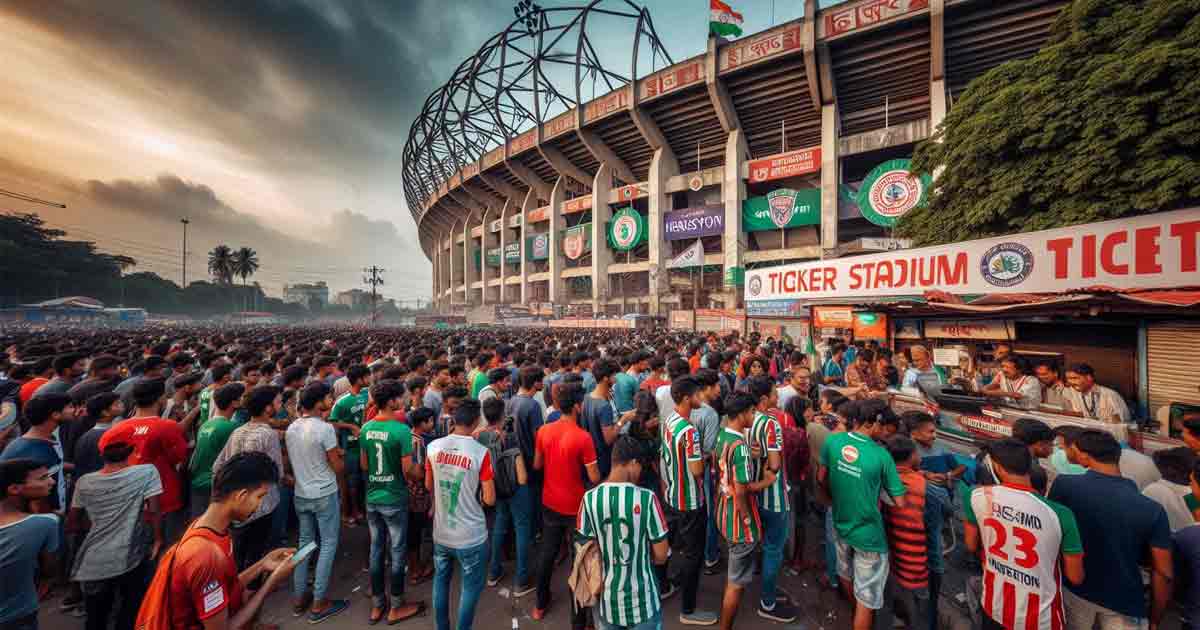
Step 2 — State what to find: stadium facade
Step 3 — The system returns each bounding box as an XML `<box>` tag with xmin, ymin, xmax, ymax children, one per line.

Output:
<box><xmin>403</xmin><ymin>0</ymin><xmax>1066</xmax><ymax>317</ymax></box>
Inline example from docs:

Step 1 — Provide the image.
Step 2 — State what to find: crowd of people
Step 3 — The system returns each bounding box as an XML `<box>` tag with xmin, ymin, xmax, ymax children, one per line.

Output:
<box><xmin>0</xmin><ymin>324</ymin><xmax>1195</xmax><ymax>630</ymax></box>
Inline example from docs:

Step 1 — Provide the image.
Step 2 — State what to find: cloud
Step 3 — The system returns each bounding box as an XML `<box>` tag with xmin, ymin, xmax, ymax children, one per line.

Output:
<box><xmin>74</xmin><ymin>173</ymin><xmax>430</xmax><ymax>297</ymax></box>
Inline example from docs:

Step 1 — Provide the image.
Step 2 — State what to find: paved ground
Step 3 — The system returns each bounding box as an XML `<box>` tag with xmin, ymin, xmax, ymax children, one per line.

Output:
<box><xmin>38</xmin><ymin>509</ymin><xmax>1185</xmax><ymax>630</ymax></box>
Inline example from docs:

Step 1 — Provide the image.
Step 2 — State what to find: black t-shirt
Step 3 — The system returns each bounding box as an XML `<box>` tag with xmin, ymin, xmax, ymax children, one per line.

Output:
<box><xmin>505</xmin><ymin>395</ymin><xmax>543</xmax><ymax>470</ymax></box>
<box><xmin>73</xmin><ymin>426</ymin><xmax>108</xmax><ymax>481</ymax></box>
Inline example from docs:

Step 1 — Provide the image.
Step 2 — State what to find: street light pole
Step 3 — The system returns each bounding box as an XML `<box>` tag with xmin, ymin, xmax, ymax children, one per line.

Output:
<box><xmin>180</xmin><ymin>218</ymin><xmax>190</xmax><ymax>288</ymax></box>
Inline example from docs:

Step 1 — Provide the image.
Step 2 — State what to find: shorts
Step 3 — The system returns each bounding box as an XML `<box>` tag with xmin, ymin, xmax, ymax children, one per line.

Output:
<box><xmin>727</xmin><ymin>542</ymin><xmax>758</xmax><ymax>586</ymax></box>
<box><xmin>834</xmin><ymin>535</ymin><xmax>889</xmax><ymax>610</ymax></box>
<box><xmin>1063</xmin><ymin>590</ymin><xmax>1148</xmax><ymax>630</ymax></box>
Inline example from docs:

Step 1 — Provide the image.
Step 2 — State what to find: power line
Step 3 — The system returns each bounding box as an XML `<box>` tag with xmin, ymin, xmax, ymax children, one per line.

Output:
<box><xmin>363</xmin><ymin>266</ymin><xmax>385</xmax><ymax>327</ymax></box>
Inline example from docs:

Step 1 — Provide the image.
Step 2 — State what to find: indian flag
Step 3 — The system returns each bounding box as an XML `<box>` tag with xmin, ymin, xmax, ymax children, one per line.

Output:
<box><xmin>709</xmin><ymin>0</ymin><xmax>744</xmax><ymax>38</ymax></box>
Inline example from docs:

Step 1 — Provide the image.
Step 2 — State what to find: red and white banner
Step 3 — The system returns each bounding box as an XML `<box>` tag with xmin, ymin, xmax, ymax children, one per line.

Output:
<box><xmin>746</xmin><ymin>208</ymin><xmax>1200</xmax><ymax>301</ymax></box>
<box><xmin>747</xmin><ymin>147</ymin><xmax>821</xmax><ymax>183</ymax></box>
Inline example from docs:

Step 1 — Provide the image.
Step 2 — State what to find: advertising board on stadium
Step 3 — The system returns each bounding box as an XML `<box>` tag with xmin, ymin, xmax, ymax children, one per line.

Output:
<box><xmin>745</xmin><ymin>209</ymin><xmax>1200</xmax><ymax>301</ymax></box>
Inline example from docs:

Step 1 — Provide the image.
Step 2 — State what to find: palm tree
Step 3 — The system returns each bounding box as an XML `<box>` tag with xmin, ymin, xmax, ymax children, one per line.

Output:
<box><xmin>231</xmin><ymin>247</ymin><xmax>260</xmax><ymax>311</ymax></box>
<box><xmin>207</xmin><ymin>245</ymin><xmax>234</xmax><ymax>284</ymax></box>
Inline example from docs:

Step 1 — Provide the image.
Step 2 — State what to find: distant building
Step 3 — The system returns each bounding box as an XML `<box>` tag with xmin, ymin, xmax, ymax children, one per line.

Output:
<box><xmin>334</xmin><ymin>288</ymin><xmax>371</xmax><ymax>309</ymax></box>
<box><xmin>283</xmin><ymin>282</ymin><xmax>329</xmax><ymax>309</ymax></box>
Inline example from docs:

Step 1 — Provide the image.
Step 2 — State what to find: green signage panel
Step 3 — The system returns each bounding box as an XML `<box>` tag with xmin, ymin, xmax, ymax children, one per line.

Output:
<box><xmin>742</xmin><ymin>188</ymin><xmax>821</xmax><ymax>231</ymax></box>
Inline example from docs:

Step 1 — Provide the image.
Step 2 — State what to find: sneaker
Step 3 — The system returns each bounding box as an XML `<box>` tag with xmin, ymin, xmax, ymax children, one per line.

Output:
<box><xmin>487</xmin><ymin>570</ymin><xmax>505</xmax><ymax>587</ymax></box>
<box><xmin>679</xmin><ymin>610</ymin><xmax>719</xmax><ymax>626</ymax></box>
<box><xmin>532</xmin><ymin>607</ymin><xmax>547</xmax><ymax>621</ymax></box>
<box><xmin>513</xmin><ymin>581</ymin><xmax>536</xmax><ymax>597</ymax></box>
<box><xmin>757</xmin><ymin>601</ymin><xmax>798</xmax><ymax>623</ymax></box>
<box><xmin>703</xmin><ymin>558</ymin><xmax>720</xmax><ymax>576</ymax></box>
<box><xmin>704</xmin><ymin>557</ymin><xmax>720</xmax><ymax>568</ymax></box>
<box><xmin>659</xmin><ymin>582</ymin><xmax>678</xmax><ymax>601</ymax></box>
<box><xmin>308</xmin><ymin>599</ymin><xmax>350</xmax><ymax>625</ymax></box>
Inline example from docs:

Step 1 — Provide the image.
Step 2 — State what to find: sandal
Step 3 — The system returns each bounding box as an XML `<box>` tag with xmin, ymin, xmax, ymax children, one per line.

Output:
<box><xmin>409</xmin><ymin>566</ymin><xmax>433</xmax><ymax>585</ymax></box>
<box><xmin>368</xmin><ymin>606</ymin><xmax>387</xmax><ymax>626</ymax></box>
<box><xmin>387</xmin><ymin>601</ymin><xmax>427</xmax><ymax>624</ymax></box>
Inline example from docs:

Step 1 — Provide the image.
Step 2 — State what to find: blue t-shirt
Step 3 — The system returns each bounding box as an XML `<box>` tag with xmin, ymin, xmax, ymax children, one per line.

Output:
<box><xmin>580</xmin><ymin>370</ymin><xmax>597</xmax><ymax>394</ymax></box>
<box><xmin>1174</xmin><ymin>525</ymin><xmax>1200</xmax><ymax>629</ymax></box>
<box><xmin>0</xmin><ymin>514</ymin><xmax>60</xmax><ymax>623</ymax></box>
<box><xmin>580</xmin><ymin>396</ymin><xmax>615</xmax><ymax>478</ymax></box>
<box><xmin>0</xmin><ymin>437</ymin><xmax>63</xmax><ymax>510</ymax></box>
<box><xmin>612</xmin><ymin>373</ymin><xmax>639</xmax><ymax>414</ymax></box>
<box><xmin>1048</xmin><ymin>470</ymin><xmax>1172</xmax><ymax>617</ymax></box>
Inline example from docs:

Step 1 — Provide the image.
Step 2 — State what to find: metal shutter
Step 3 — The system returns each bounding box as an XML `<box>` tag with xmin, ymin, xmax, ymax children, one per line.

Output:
<box><xmin>1148</xmin><ymin>323</ymin><xmax>1200</xmax><ymax>416</ymax></box>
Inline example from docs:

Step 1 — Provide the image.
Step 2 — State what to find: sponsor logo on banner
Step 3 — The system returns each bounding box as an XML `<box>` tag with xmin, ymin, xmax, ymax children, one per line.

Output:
<box><xmin>609</xmin><ymin>208</ymin><xmax>645</xmax><ymax>251</ymax></box>
<box><xmin>664</xmin><ymin>205</ymin><xmax>724</xmax><ymax>240</ymax></box>
<box><xmin>562</xmin><ymin>224</ymin><xmax>591</xmax><ymax>260</ymax></box>
<box><xmin>743</xmin><ymin>189</ymin><xmax>821</xmax><ymax>232</ymax></box>
<box><xmin>841</xmin><ymin>444</ymin><xmax>860</xmax><ymax>464</ymax></box>
<box><xmin>981</xmin><ymin>243</ymin><xmax>1035</xmax><ymax>287</ymax></box>
<box><xmin>749</xmin><ymin>275</ymin><xmax>763</xmax><ymax>297</ymax></box>
<box><xmin>959</xmin><ymin>415</ymin><xmax>1013</xmax><ymax>439</ymax></box>
<box><xmin>813</xmin><ymin>306</ymin><xmax>853</xmax><ymax>328</ymax></box>
<box><xmin>743</xmin><ymin>208</ymin><xmax>1200</xmax><ymax>301</ymax></box>
<box><xmin>529</xmin><ymin>233</ymin><xmax>550</xmax><ymax>260</ymax></box>
<box><xmin>616</xmin><ymin>183</ymin><xmax>647</xmax><ymax>202</ymax></box>
<box><xmin>668</xmin><ymin>240</ymin><xmax>705</xmax><ymax>269</ymax></box>
<box><xmin>688</xmin><ymin>175</ymin><xmax>704</xmax><ymax>191</ymax></box>
<box><xmin>858</xmin><ymin>159</ymin><xmax>930</xmax><ymax>227</ymax></box>
<box><xmin>825</xmin><ymin>0</ymin><xmax>929</xmax><ymax>37</ymax></box>
<box><xmin>767</xmin><ymin>189</ymin><xmax>799</xmax><ymax>228</ymax></box>
<box><xmin>748</xmin><ymin>147</ymin><xmax>821</xmax><ymax>183</ymax></box>
<box><xmin>504</xmin><ymin>241</ymin><xmax>521</xmax><ymax>264</ymax></box>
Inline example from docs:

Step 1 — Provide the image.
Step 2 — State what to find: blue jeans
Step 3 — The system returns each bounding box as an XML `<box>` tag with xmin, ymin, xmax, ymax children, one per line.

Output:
<box><xmin>704</xmin><ymin>467</ymin><xmax>720</xmax><ymax>564</ymax></box>
<box><xmin>489</xmin><ymin>484</ymin><xmax>532</xmax><ymax>583</ymax></box>
<box><xmin>367</xmin><ymin>499</ymin><xmax>409</xmax><ymax>608</ymax></box>
<box><xmin>433</xmin><ymin>542</ymin><xmax>488</xmax><ymax>630</ymax></box>
<box><xmin>293</xmin><ymin>492</ymin><xmax>340</xmax><ymax>601</ymax></box>
<box><xmin>824</xmin><ymin>507</ymin><xmax>838</xmax><ymax>583</ymax></box>
<box><xmin>594</xmin><ymin>609</ymin><xmax>662</xmax><ymax>630</ymax></box>
<box><xmin>760</xmin><ymin>507</ymin><xmax>789</xmax><ymax>607</ymax></box>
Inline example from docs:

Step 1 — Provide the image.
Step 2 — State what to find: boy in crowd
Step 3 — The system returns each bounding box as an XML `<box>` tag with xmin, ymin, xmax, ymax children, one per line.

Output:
<box><xmin>189</xmin><ymin>383</ymin><xmax>244</xmax><ymax>517</ymax></box>
<box><xmin>478</xmin><ymin>396</ymin><xmax>532</xmax><ymax>596</ymax></box>
<box><xmin>965</xmin><ymin>439</ymin><xmax>1084</xmax><ymax>630</ymax></box>
<box><xmin>330</xmin><ymin>364</ymin><xmax>369</xmax><ymax>525</ymax></box>
<box><xmin>576</xmin><ymin>436</ymin><xmax>669</xmax><ymax>630</ymax></box>
<box><xmin>406</xmin><ymin>408</ymin><xmax>435</xmax><ymax>585</ymax></box>
<box><xmin>819</xmin><ymin>401</ymin><xmax>907</xmax><ymax>630</ymax></box>
<box><xmin>715</xmin><ymin>392</ymin><xmax>778</xmax><ymax>630</ymax></box>
<box><xmin>1</xmin><ymin>393</ymin><xmax>78</xmax><ymax>513</ymax></box>
<box><xmin>0</xmin><ymin>458</ymin><xmax>58</xmax><ymax>630</ymax></box>
<box><xmin>285</xmin><ymin>382</ymin><xmax>348</xmax><ymax>623</ymax></box>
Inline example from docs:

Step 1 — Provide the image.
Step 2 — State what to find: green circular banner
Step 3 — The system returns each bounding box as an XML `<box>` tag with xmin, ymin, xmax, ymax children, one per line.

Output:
<box><xmin>857</xmin><ymin>159</ymin><xmax>931</xmax><ymax>227</ymax></box>
<box><xmin>609</xmin><ymin>207</ymin><xmax>646</xmax><ymax>251</ymax></box>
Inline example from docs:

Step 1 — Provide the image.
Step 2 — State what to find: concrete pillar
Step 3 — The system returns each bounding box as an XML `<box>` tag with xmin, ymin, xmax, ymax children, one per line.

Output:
<box><xmin>723</xmin><ymin>129</ymin><xmax>748</xmax><ymax>309</ymax></box>
<box><xmin>480</xmin><ymin>209</ymin><xmax>493</xmax><ymax>305</ymax></box>
<box><xmin>648</xmin><ymin>147</ymin><xmax>678</xmax><ymax>317</ymax></box>
<box><xmin>498</xmin><ymin>200</ymin><xmax>510</xmax><ymax>303</ymax></box>
<box><xmin>462</xmin><ymin>220</ymin><xmax>475</xmax><ymax>306</ymax></box>
<box><xmin>519</xmin><ymin>189</ymin><xmax>535</xmax><ymax>304</ymax></box>
<box><xmin>448</xmin><ymin>229</ymin><xmax>459</xmax><ymax>308</ymax></box>
<box><xmin>820</xmin><ymin>103</ymin><xmax>839</xmax><ymax>256</ymax></box>
<box><xmin>432</xmin><ymin>244</ymin><xmax>440</xmax><ymax>312</ymax></box>
<box><xmin>930</xmin><ymin>0</ymin><xmax>947</xmax><ymax>129</ymax></box>
<box><xmin>590</xmin><ymin>164</ymin><xmax>613</xmax><ymax>316</ymax></box>
<box><xmin>547</xmin><ymin>177</ymin><xmax>566</xmax><ymax>304</ymax></box>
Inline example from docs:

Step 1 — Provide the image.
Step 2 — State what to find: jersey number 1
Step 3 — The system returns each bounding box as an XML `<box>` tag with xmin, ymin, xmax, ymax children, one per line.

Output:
<box><xmin>374</xmin><ymin>443</ymin><xmax>385</xmax><ymax>475</ymax></box>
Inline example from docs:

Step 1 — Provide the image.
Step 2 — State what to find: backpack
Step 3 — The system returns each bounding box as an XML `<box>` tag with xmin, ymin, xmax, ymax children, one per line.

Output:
<box><xmin>135</xmin><ymin>527</ymin><xmax>225</xmax><ymax>630</ymax></box>
<box><xmin>483</xmin><ymin>428</ymin><xmax>522</xmax><ymax>500</ymax></box>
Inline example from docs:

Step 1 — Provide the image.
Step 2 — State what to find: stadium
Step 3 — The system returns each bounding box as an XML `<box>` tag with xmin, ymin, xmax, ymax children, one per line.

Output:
<box><xmin>403</xmin><ymin>0</ymin><xmax>1067</xmax><ymax>323</ymax></box>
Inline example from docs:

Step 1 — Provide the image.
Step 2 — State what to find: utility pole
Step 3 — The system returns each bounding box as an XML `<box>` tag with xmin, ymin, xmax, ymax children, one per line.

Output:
<box><xmin>180</xmin><ymin>218</ymin><xmax>190</xmax><ymax>288</ymax></box>
<box><xmin>362</xmin><ymin>266</ymin><xmax>385</xmax><ymax>326</ymax></box>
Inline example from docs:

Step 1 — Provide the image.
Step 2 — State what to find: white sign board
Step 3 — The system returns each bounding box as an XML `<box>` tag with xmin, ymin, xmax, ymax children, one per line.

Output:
<box><xmin>932</xmin><ymin>348</ymin><xmax>960</xmax><ymax>366</ymax></box>
<box><xmin>668</xmin><ymin>239</ymin><xmax>705</xmax><ymax>269</ymax></box>
<box><xmin>745</xmin><ymin>208</ymin><xmax>1200</xmax><ymax>301</ymax></box>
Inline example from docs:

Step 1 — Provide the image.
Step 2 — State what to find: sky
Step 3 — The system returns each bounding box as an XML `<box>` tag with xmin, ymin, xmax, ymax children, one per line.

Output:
<box><xmin>0</xmin><ymin>0</ymin><xmax>821</xmax><ymax>301</ymax></box>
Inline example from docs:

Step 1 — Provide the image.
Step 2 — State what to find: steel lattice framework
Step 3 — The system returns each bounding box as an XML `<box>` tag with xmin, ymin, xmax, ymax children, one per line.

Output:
<box><xmin>402</xmin><ymin>0</ymin><xmax>673</xmax><ymax>230</ymax></box>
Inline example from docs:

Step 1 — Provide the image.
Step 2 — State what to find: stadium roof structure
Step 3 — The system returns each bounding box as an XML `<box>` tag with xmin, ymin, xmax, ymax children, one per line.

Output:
<box><xmin>404</xmin><ymin>0</ymin><xmax>1068</xmax><ymax>260</ymax></box>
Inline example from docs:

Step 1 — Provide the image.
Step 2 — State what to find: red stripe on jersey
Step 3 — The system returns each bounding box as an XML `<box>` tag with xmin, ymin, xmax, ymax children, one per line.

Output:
<box><xmin>983</xmin><ymin>570</ymin><xmax>995</xmax><ymax>620</ymax></box>
<box><xmin>1002</xmin><ymin>581</ymin><xmax>1016</xmax><ymax>630</ymax></box>
<box><xmin>1051</xmin><ymin>562</ymin><xmax>1065</xmax><ymax>630</ymax></box>
<box><xmin>1026</xmin><ymin>591</ymin><xmax>1041</xmax><ymax>630</ymax></box>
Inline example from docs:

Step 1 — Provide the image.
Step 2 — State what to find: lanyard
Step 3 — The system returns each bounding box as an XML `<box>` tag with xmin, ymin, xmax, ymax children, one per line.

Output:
<box><xmin>1082</xmin><ymin>390</ymin><xmax>1099</xmax><ymax>417</ymax></box>
<box><xmin>1005</xmin><ymin>376</ymin><xmax>1029</xmax><ymax>394</ymax></box>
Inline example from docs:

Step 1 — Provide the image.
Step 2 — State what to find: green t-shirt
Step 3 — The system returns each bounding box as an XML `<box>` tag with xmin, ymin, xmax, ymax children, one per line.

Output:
<box><xmin>660</xmin><ymin>413</ymin><xmax>703</xmax><ymax>511</ymax></box>
<box><xmin>361</xmin><ymin>419</ymin><xmax>414</xmax><ymax>505</ymax></box>
<box><xmin>715</xmin><ymin>427</ymin><xmax>760</xmax><ymax>543</ymax></box>
<box><xmin>470</xmin><ymin>371</ymin><xmax>489</xmax><ymax>400</ymax></box>
<box><xmin>196</xmin><ymin>386</ymin><xmax>214</xmax><ymax>426</ymax></box>
<box><xmin>330</xmin><ymin>389</ymin><xmax>369</xmax><ymax>455</ymax></box>
<box><xmin>820</xmin><ymin>431</ymin><xmax>905</xmax><ymax>552</ymax></box>
<box><xmin>190</xmin><ymin>416</ymin><xmax>237</xmax><ymax>490</ymax></box>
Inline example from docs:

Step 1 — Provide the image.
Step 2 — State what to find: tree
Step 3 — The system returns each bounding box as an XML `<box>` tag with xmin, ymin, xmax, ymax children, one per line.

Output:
<box><xmin>902</xmin><ymin>0</ymin><xmax>1199</xmax><ymax>245</ymax></box>
<box><xmin>207</xmin><ymin>245</ymin><xmax>234</xmax><ymax>284</ymax></box>
<box><xmin>0</xmin><ymin>212</ymin><xmax>133</xmax><ymax>305</ymax></box>
<box><xmin>231</xmin><ymin>246</ymin><xmax>259</xmax><ymax>310</ymax></box>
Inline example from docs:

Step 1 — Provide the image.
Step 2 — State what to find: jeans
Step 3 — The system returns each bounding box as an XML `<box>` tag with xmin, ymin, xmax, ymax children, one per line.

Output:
<box><xmin>293</xmin><ymin>492</ymin><xmax>341</xmax><ymax>601</ymax></box>
<box><xmin>0</xmin><ymin>612</ymin><xmax>37</xmax><ymax>630</ymax></box>
<box><xmin>824</xmin><ymin>507</ymin><xmax>838</xmax><ymax>583</ymax></box>
<box><xmin>703</xmin><ymin>468</ymin><xmax>720</xmax><ymax>565</ymax></box>
<box><xmin>433</xmin><ymin>542</ymin><xmax>489</xmax><ymax>630</ymax></box>
<box><xmin>929</xmin><ymin>571</ymin><xmax>942</xmax><ymax>630</ymax></box>
<box><xmin>759</xmin><ymin>507</ymin><xmax>789</xmax><ymax>607</ymax></box>
<box><xmin>536</xmin><ymin>508</ymin><xmax>587</xmax><ymax>629</ymax></box>
<box><xmin>664</xmin><ymin>504</ymin><xmax>706</xmax><ymax>615</ymax></box>
<box><xmin>594</xmin><ymin>608</ymin><xmax>663</xmax><ymax>630</ymax></box>
<box><xmin>367</xmin><ymin>500</ymin><xmax>409</xmax><ymax>608</ymax></box>
<box><xmin>489</xmin><ymin>483</ymin><xmax>532</xmax><ymax>583</ymax></box>
<box><xmin>82</xmin><ymin>559</ymin><xmax>150</xmax><ymax>630</ymax></box>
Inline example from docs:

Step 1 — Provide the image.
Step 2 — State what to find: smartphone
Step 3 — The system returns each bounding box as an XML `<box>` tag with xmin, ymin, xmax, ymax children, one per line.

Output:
<box><xmin>291</xmin><ymin>541</ymin><xmax>318</xmax><ymax>566</ymax></box>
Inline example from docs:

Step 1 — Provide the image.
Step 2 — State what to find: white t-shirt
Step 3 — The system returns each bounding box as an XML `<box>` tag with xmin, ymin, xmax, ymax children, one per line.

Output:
<box><xmin>1143</xmin><ymin>479</ymin><xmax>1195</xmax><ymax>532</ymax></box>
<box><xmin>1118</xmin><ymin>448</ymin><xmax>1161</xmax><ymax>492</ymax></box>
<box><xmin>998</xmin><ymin>374</ymin><xmax>1041</xmax><ymax>410</ymax></box>
<box><xmin>427</xmin><ymin>434</ymin><xmax>493</xmax><ymax>550</ymax></box>
<box><xmin>285</xmin><ymin>416</ymin><xmax>339</xmax><ymax>500</ymax></box>
<box><xmin>654</xmin><ymin>385</ymin><xmax>673</xmax><ymax>424</ymax></box>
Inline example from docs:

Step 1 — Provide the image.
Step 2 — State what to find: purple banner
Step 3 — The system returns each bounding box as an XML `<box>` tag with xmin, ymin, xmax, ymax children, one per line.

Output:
<box><xmin>664</xmin><ymin>205</ymin><xmax>724</xmax><ymax>240</ymax></box>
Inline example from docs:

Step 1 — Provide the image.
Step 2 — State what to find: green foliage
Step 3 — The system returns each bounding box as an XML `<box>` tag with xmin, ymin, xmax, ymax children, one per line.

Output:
<box><xmin>207</xmin><ymin>245</ymin><xmax>234</xmax><ymax>284</ymax></box>
<box><xmin>903</xmin><ymin>0</ymin><xmax>1200</xmax><ymax>245</ymax></box>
